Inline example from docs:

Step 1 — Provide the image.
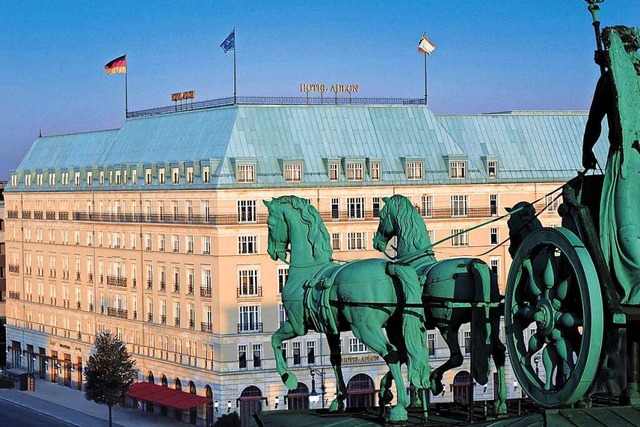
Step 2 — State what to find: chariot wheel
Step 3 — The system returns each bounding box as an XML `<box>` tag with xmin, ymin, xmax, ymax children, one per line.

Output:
<box><xmin>505</xmin><ymin>227</ymin><xmax>604</xmax><ymax>408</ymax></box>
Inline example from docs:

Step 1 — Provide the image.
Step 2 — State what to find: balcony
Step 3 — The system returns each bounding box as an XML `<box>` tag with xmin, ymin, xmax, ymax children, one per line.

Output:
<box><xmin>46</xmin><ymin>211</ymin><xmax>56</xmax><ymax>220</ymax></box>
<box><xmin>8</xmin><ymin>291</ymin><xmax>20</xmax><ymax>300</ymax></box>
<box><xmin>174</xmin><ymin>317</ymin><xmax>180</xmax><ymax>327</ymax></box>
<box><xmin>132</xmin><ymin>279</ymin><xmax>137</xmax><ymax>288</ymax></box>
<box><xmin>8</xmin><ymin>265</ymin><xmax>19</xmax><ymax>273</ymax></box>
<box><xmin>160</xmin><ymin>315</ymin><xmax>166</xmax><ymax>325</ymax></box>
<box><xmin>88</xmin><ymin>273</ymin><xmax>93</xmax><ymax>282</ymax></box>
<box><xmin>34</xmin><ymin>211</ymin><xmax>44</xmax><ymax>219</ymax></box>
<box><xmin>189</xmin><ymin>320</ymin><xmax>195</xmax><ymax>330</ymax></box>
<box><xmin>89</xmin><ymin>303</ymin><xmax>94</xmax><ymax>312</ymax></box>
<box><xmin>200</xmin><ymin>287</ymin><xmax>212</xmax><ymax>298</ymax></box>
<box><xmin>76</xmin><ymin>272</ymin><xmax>81</xmax><ymax>281</ymax></box>
<box><xmin>22</xmin><ymin>210</ymin><xmax>32</xmax><ymax>219</ymax></box>
<box><xmin>160</xmin><ymin>282</ymin><xmax>166</xmax><ymax>292</ymax></box>
<box><xmin>133</xmin><ymin>310</ymin><xmax>138</xmax><ymax>320</ymax></box>
<box><xmin>147</xmin><ymin>313</ymin><xmax>153</xmax><ymax>322</ymax></box>
<box><xmin>107</xmin><ymin>276</ymin><xmax>127</xmax><ymax>288</ymax></box>
<box><xmin>76</xmin><ymin>301</ymin><xmax>81</xmax><ymax>310</ymax></box>
<box><xmin>238</xmin><ymin>287</ymin><xmax>262</xmax><ymax>298</ymax></box>
<box><xmin>173</xmin><ymin>283</ymin><xmax>180</xmax><ymax>293</ymax></box>
<box><xmin>107</xmin><ymin>307</ymin><xmax>128</xmax><ymax>319</ymax></box>
<box><xmin>7</xmin><ymin>210</ymin><xmax>18</xmax><ymax>218</ymax></box>
<box><xmin>146</xmin><ymin>280</ymin><xmax>153</xmax><ymax>290</ymax></box>
<box><xmin>201</xmin><ymin>322</ymin><xmax>213</xmax><ymax>333</ymax></box>
<box><xmin>238</xmin><ymin>323</ymin><xmax>263</xmax><ymax>333</ymax></box>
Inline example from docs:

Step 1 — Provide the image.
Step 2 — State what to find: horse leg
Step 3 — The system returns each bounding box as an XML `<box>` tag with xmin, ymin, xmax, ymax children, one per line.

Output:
<box><xmin>352</xmin><ymin>324</ymin><xmax>409</xmax><ymax>423</ymax></box>
<box><xmin>271</xmin><ymin>320</ymin><xmax>301</xmax><ymax>390</ymax></box>
<box><xmin>378</xmin><ymin>371</ymin><xmax>393</xmax><ymax>415</ymax></box>
<box><xmin>491</xmin><ymin>315</ymin><xmax>507</xmax><ymax>415</ymax></box>
<box><xmin>326</xmin><ymin>333</ymin><xmax>346</xmax><ymax>412</ymax></box>
<box><xmin>430</xmin><ymin>325</ymin><xmax>463</xmax><ymax>395</ymax></box>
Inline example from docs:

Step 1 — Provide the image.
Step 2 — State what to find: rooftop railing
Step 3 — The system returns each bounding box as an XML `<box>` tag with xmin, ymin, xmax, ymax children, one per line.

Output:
<box><xmin>127</xmin><ymin>96</ymin><xmax>426</xmax><ymax>119</ymax></box>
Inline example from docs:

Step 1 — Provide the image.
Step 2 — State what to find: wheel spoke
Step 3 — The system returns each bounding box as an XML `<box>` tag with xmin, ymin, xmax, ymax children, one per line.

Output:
<box><xmin>514</xmin><ymin>304</ymin><xmax>535</xmax><ymax>321</ymax></box>
<box><xmin>543</xmin><ymin>256</ymin><xmax>556</xmax><ymax>290</ymax></box>
<box><xmin>557</xmin><ymin>312</ymin><xmax>582</xmax><ymax>329</ymax></box>
<box><xmin>523</xmin><ymin>259</ymin><xmax>542</xmax><ymax>297</ymax></box>
<box><xmin>555</xmin><ymin>276</ymin><xmax>570</xmax><ymax>301</ymax></box>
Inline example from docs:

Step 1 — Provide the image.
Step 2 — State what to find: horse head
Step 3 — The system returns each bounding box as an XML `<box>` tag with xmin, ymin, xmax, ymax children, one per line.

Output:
<box><xmin>264</xmin><ymin>198</ymin><xmax>290</xmax><ymax>262</ymax></box>
<box><xmin>505</xmin><ymin>201</ymin><xmax>542</xmax><ymax>258</ymax></box>
<box><xmin>374</xmin><ymin>195</ymin><xmax>431</xmax><ymax>257</ymax></box>
<box><xmin>264</xmin><ymin>196</ymin><xmax>333</xmax><ymax>266</ymax></box>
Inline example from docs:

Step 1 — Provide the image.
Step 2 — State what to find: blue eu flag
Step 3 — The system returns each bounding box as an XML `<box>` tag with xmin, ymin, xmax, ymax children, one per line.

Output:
<box><xmin>220</xmin><ymin>29</ymin><xmax>235</xmax><ymax>53</ymax></box>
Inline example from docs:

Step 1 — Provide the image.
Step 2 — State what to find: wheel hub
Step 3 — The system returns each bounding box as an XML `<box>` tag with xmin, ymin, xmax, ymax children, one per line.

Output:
<box><xmin>534</xmin><ymin>299</ymin><xmax>555</xmax><ymax>336</ymax></box>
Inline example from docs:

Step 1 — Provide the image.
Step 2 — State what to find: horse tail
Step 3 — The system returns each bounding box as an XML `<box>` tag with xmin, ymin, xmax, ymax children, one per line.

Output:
<box><xmin>386</xmin><ymin>263</ymin><xmax>430</xmax><ymax>389</ymax></box>
<box><xmin>469</xmin><ymin>258</ymin><xmax>492</xmax><ymax>385</ymax></box>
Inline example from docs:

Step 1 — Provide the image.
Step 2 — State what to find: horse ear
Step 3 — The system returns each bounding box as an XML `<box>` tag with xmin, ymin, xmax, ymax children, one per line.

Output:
<box><xmin>505</xmin><ymin>206</ymin><xmax>512</xmax><ymax>213</ymax></box>
<box><xmin>263</xmin><ymin>200</ymin><xmax>271</xmax><ymax>208</ymax></box>
<box><xmin>382</xmin><ymin>197</ymin><xmax>391</xmax><ymax>205</ymax></box>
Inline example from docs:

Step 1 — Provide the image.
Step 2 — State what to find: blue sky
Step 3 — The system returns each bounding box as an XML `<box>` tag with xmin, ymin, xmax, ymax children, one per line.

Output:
<box><xmin>1</xmin><ymin>1</ymin><xmax>638</xmax><ymax>180</ymax></box>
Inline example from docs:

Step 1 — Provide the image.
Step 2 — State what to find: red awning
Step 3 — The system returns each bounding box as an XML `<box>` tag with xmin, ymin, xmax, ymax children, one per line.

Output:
<box><xmin>126</xmin><ymin>382</ymin><xmax>211</xmax><ymax>410</ymax></box>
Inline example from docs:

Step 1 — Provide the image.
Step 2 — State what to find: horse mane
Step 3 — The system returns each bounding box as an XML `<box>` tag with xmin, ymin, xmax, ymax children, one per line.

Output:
<box><xmin>389</xmin><ymin>195</ymin><xmax>432</xmax><ymax>254</ymax></box>
<box><xmin>277</xmin><ymin>196</ymin><xmax>333</xmax><ymax>261</ymax></box>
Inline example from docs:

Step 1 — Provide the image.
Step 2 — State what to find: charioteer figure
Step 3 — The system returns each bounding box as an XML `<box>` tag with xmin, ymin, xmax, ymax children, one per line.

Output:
<box><xmin>582</xmin><ymin>25</ymin><xmax>640</xmax><ymax>304</ymax></box>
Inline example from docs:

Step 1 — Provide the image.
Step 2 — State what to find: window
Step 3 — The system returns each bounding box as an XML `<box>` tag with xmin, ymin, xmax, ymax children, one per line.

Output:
<box><xmin>488</xmin><ymin>160</ymin><xmax>497</xmax><ymax>178</ymax></box>
<box><xmin>48</xmin><ymin>173</ymin><xmax>55</xmax><ymax>186</ymax></box>
<box><xmin>490</xmin><ymin>227</ymin><xmax>499</xmax><ymax>245</ymax></box>
<box><xmin>464</xmin><ymin>331</ymin><xmax>471</xmax><ymax>354</ymax></box>
<box><xmin>420</xmin><ymin>195</ymin><xmax>433</xmax><ymax>218</ymax></box>
<box><xmin>238</xmin><ymin>345</ymin><xmax>247</xmax><ymax>369</ymax></box>
<box><xmin>281</xmin><ymin>341</ymin><xmax>288</xmax><ymax>361</ymax></box>
<box><xmin>451</xmin><ymin>195</ymin><xmax>468</xmax><ymax>217</ymax></box>
<box><xmin>406</xmin><ymin>161</ymin><xmax>423</xmax><ymax>180</ymax></box>
<box><xmin>202</xmin><ymin>236</ymin><xmax>211</xmax><ymax>255</ymax></box>
<box><xmin>331</xmin><ymin>198</ymin><xmax>339</xmax><ymax>220</ymax></box>
<box><xmin>201</xmin><ymin>270</ymin><xmax>212</xmax><ymax>297</ymax></box>
<box><xmin>172</xmin><ymin>235</ymin><xmax>179</xmax><ymax>252</ymax></box>
<box><xmin>159</xmin><ymin>168</ymin><xmax>166</xmax><ymax>184</ymax></box>
<box><xmin>115</xmin><ymin>171</ymin><xmax>121</xmax><ymax>185</ymax></box>
<box><xmin>36</xmin><ymin>173</ymin><xmax>43</xmax><ymax>186</ymax></box>
<box><xmin>145</xmin><ymin>168</ymin><xmax>152</xmax><ymax>184</ymax></box>
<box><xmin>307</xmin><ymin>341</ymin><xmax>316</xmax><ymax>364</ymax></box>
<box><xmin>186</xmin><ymin>235</ymin><xmax>194</xmax><ymax>253</ymax></box>
<box><xmin>203</xmin><ymin>201</ymin><xmax>210</xmax><ymax>222</ymax></box>
<box><xmin>253</xmin><ymin>344</ymin><xmax>262</xmax><ymax>368</ymax></box>
<box><xmin>238</xmin><ymin>269</ymin><xmax>259</xmax><ymax>296</ymax></box>
<box><xmin>186</xmin><ymin>166</ymin><xmax>194</xmax><ymax>184</ymax></box>
<box><xmin>329</xmin><ymin>163</ymin><xmax>339</xmax><ymax>181</ymax></box>
<box><xmin>370</xmin><ymin>162</ymin><xmax>380</xmax><ymax>181</ymax></box>
<box><xmin>428</xmin><ymin>333</ymin><xmax>436</xmax><ymax>356</ymax></box>
<box><xmin>490</xmin><ymin>257</ymin><xmax>501</xmax><ymax>286</ymax></box>
<box><xmin>172</xmin><ymin>167</ymin><xmax>179</xmax><ymax>184</ymax></box>
<box><xmin>347</xmin><ymin>232</ymin><xmax>366</xmax><ymax>250</ymax></box>
<box><xmin>284</xmin><ymin>164</ymin><xmax>302</xmax><ymax>182</ymax></box>
<box><xmin>277</xmin><ymin>267</ymin><xmax>289</xmax><ymax>293</ymax></box>
<box><xmin>237</xmin><ymin>164</ymin><xmax>255</xmax><ymax>183</ymax></box>
<box><xmin>237</xmin><ymin>200</ymin><xmax>257</xmax><ymax>223</ymax></box>
<box><xmin>349</xmin><ymin>338</ymin><xmax>367</xmax><ymax>353</ymax></box>
<box><xmin>490</xmin><ymin>194</ymin><xmax>498</xmax><ymax>216</ymax></box>
<box><xmin>372</xmin><ymin>197</ymin><xmax>381</xmax><ymax>218</ymax></box>
<box><xmin>546</xmin><ymin>195</ymin><xmax>560</xmax><ymax>212</ymax></box>
<box><xmin>346</xmin><ymin>162</ymin><xmax>363</xmax><ymax>181</ymax></box>
<box><xmin>239</xmin><ymin>305</ymin><xmax>261</xmax><ymax>332</ymax></box>
<box><xmin>87</xmin><ymin>171</ymin><xmax>93</xmax><ymax>186</ymax></box>
<box><xmin>131</xmin><ymin>169</ymin><xmax>137</xmax><ymax>184</ymax></box>
<box><xmin>25</xmin><ymin>174</ymin><xmax>31</xmax><ymax>186</ymax></box>
<box><xmin>11</xmin><ymin>174</ymin><xmax>17</xmax><ymax>187</ymax></box>
<box><xmin>347</xmin><ymin>197</ymin><xmax>365</xmax><ymax>220</ymax></box>
<box><xmin>158</xmin><ymin>234</ymin><xmax>165</xmax><ymax>252</ymax></box>
<box><xmin>172</xmin><ymin>201</ymin><xmax>179</xmax><ymax>221</ymax></box>
<box><xmin>202</xmin><ymin>165</ymin><xmax>210</xmax><ymax>183</ymax></box>
<box><xmin>450</xmin><ymin>161</ymin><xmax>466</xmax><ymax>179</ymax></box>
<box><xmin>99</xmin><ymin>171</ymin><xmax>104</xmax><ymax>186</ymax></box>
<box><xmin>62</xmin><ymin>172</ymin><xmax>69</xmax><ymax>186</ymax></box>
<box><xmin>451</xmin><ymin>229</ymin><xmax>469</xmax><ymax>246</ymax></box>
<box><xmin>331</xmin><ymin>233</ymin><xmax>341</xmax><ymax>250</ymax></box>
<box><xmin>293</xmin><ymin>342</ymin><xmax>301</xmax><ymax>365</ymax></box>
<box><xmin>238</xmin><ymin>236</ymin><xmax>258</xmax><ymax>254</ymax></box>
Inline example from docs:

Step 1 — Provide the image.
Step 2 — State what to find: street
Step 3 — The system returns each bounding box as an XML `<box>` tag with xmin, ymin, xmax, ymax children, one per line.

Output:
<box><xmin>0</xmin><ymin>398</ymin><xmax>75</xmax><ymax>426</ymax></box>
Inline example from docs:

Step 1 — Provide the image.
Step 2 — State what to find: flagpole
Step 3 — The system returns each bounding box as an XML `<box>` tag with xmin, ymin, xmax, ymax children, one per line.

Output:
<box><xmin>125</xmin><ymin>67</ymin><xmax>129</xmax><ymax>117</ymax></box>
<box><xmin>233</xmin><ymin>27</ymin><xmax>237</xmax><ymax>104</ymax></box>
<box><xmin>424</xmin><ymin>52</ymin><xmax>428</xmax><ymax>105</ymax></box>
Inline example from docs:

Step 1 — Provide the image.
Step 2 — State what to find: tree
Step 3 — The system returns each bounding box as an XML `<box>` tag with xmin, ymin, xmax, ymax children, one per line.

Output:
<box><xmin>85</xmin><ymin>331</ymin><xmax>136</xmax><ymax>427</ymax></box>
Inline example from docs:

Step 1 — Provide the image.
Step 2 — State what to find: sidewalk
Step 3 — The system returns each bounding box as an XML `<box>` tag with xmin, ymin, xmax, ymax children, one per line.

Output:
<box><xmin>0</xmin><ymin>378</ymin><xmax>185</xmax><ymax>426</ymax></box>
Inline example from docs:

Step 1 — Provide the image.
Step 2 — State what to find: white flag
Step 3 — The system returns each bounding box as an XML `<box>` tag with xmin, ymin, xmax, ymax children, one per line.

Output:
<box><xmin>418</xmin><ymin>34</ymin><xmax>436</xmax><ymax>55</ymax></box>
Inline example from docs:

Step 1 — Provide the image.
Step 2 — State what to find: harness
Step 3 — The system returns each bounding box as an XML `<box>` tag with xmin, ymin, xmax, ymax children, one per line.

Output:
<box><xmin>302</xmin><ymin>262</ymin><xmax>349</xmax><ymax>335</ymax></box>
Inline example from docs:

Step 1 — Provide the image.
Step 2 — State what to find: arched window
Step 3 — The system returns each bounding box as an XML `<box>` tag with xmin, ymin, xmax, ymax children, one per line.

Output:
<box><xmin>453</xmin><ymin>371</ymin><xmax>471</xmax><ymax>405</ymax></box>
<box><xmin>239</xmin><ymin>386</ymin><xmax>263</xmax><ymax>427</ymax></box>
<box><xmin>286</xmin><ymin>382</ymin><xmax>309</xmax><ymax>410</ymax></box>
<box><xmin>147</xmin><ymin>371</ymin><xmax>154</xmax><ymax>384</ymax></box>
<box><xmin>347</xmin><ymin>374</ymin><xmax>375</xmax><ymax>409</ymax></box>
<box><xmin>188</xmin><ymin>381</ymin><xmax>197</xmax><ymax>424</ymax></box>
<box><xmin>205</xmin><ymin>385</ymin><xmax>214</xmax><ymax>427</ymax></box>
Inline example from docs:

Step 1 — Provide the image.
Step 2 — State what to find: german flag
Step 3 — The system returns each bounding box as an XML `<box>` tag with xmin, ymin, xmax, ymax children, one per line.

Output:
<box><xmin>105</xmin><ymin>55</ymin><xmax>127</xmax><ymax>74</ymax></box>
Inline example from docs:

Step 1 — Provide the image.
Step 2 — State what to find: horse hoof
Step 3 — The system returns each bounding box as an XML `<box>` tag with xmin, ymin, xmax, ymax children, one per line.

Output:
<box><xmin>282</xmin><ymin>372</ymin><xmax>298</xmax><ymax>390</ymax></box>
<box><xmin>388</xmin><ymin>405</ymin><xmax>408</xmax><ymax>423</ymax></box>
<box><xmin>495</xmin><ymin>402</ymin><xmax>507</xmax><ymax>415</ymax></box>
<box><xmin>329</xmin><ymin>400</ymin><xmax>345</xmax><ymax>413</ymax></box>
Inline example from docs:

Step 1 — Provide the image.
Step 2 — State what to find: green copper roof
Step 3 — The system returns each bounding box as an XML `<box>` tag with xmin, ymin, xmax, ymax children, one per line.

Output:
<box><xmin>8</xmin><ymin>105</ymin><xmax>609</xmax><ymax>192</ymax></box>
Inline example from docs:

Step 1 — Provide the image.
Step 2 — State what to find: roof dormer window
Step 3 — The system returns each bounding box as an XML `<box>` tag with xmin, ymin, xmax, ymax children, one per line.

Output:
<box><xmin>237</xmin><ymin>164</ymin><xmax>255</xmax><ymax>183</ymax></box>
<box><xmin>406</xmin><ymin>161</ymin><xmax>423</xmax><ymax>180</ymax></box>
<box><xmin>346</xmin><ymin>162</ymin><xmax>363</xmax><ymax>181</ymax></box>
<box><xmin>449</xmin><ymin>160</ymin><xmax>466</xmax><ymax>179</ymax></box>
<box><xmin>284</xmin><ymin>163</ymin><xmax>302</xmax><ymax>182</ymax></box>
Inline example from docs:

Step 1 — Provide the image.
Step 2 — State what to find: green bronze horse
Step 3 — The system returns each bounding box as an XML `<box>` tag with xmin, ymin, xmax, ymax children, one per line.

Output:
<box><xmin>264</xmin><ymin>195</ymin><xmax>431</xmax><ymax>422</ymax></box>
<box><xmin>373</xmin><ymin>194</ymin><xmax>507</xmax><ymax>414</ymax></box>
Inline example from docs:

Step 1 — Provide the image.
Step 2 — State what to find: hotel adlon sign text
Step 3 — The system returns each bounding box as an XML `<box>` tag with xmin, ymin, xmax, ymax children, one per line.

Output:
<box><xmin>300</xmin><ymin>83</ymin><xmax>360</xmax><ymax>94</ymax></box>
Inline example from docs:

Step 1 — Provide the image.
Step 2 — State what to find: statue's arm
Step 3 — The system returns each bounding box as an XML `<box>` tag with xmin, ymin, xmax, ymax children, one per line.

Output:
<box><xmin>582</xmin><ymin>75</ymin><xmax>609</xmax><ymax>169</ymax></box>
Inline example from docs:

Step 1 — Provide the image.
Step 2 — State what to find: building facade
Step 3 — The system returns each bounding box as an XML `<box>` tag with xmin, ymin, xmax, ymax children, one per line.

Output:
<box><xmin>0</xmin><ymin>181</ymin><xmax>6</xmax><ymax>368</ymax></box>
<box><xmin>3</xmin><ymin>103</ymin><xmax>607</xmax><ymax>426</ymax></box>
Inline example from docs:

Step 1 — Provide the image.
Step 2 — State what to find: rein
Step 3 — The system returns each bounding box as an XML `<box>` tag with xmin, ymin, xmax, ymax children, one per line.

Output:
<box><xmin>379</xmin><ymin>170</ymin><xmax>590</xmax><ymax>262</ymax></box>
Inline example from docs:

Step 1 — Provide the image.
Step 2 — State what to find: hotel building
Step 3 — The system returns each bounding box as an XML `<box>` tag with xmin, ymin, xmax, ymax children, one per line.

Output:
<box><xmin>3</xmin><ymin>100</ymin><xmax>606</xmax><ymax>426</ymax></box>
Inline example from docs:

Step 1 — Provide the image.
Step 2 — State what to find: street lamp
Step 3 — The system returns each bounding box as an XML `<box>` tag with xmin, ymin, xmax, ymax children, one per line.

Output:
<box><xmin>274</xmin><ymin>395</ymin><xmax>279</xmax><ymax>409</ymax></box>
<box><xmin>534</xmin><ymin>356</ymin><xmax>541</xmax><ymax>377</ymax></box>
<box><xmin>308</xmin><ymin>368</ymin><xmax>326</xmax><ymax>409</ymax></box>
